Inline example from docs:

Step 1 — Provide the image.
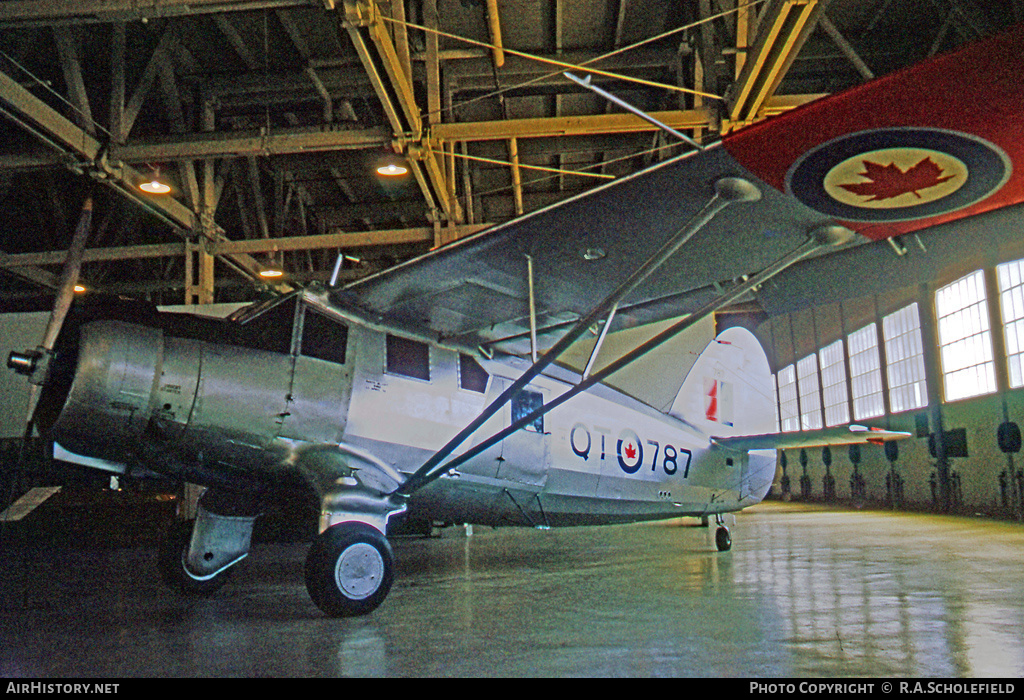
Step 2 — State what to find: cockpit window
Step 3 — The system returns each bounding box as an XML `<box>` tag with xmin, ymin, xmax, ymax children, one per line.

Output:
<box><xmin>301</xmin><ymin>308</ymin><xmax>348</xmax><ymax>365</ymax></box>
<box><xmin>231</xmin><ymin>295</ymin><xmax>297</xmax><ymax>355</ymax></box>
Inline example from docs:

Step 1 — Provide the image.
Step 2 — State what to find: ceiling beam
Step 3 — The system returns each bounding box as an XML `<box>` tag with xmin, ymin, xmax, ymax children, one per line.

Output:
<box><xmin>52</xmin><ymin>26</ymin><xmax>95</xmax><ymax>136</ymax></box>
<box><xmin>110</xmin><ymin>127</ymin><xmax>389</xmax><ymax>163</ymax></box>
<box><xmin>818</xmin><ymin>14</ymin><xmax>874</xmax><ymax>80</ymax></box>
<box><xmin>432</xmin><ymin>94</ymin><xmax>823</xmax><ymax>142</ymax></box>
<box><xmin>341</xmin><ymin>0</ymin><xmax>460</xmax><ymax>222</ymax></box>
<box><xmin>435</xmin><ymin>109</ymin><xmax>711</xmax><ymax>142</ymax></box>
<box><xmin>0</xmin><ymin>0</ymin><xmax>315</xmax><ymax>26</ymax></box>
<box><xmin>725</xmin><ymin>0</ymin><xmax>826</xmax><ymax>130</ymax></box>
<box><xmin>0</xmin><ymin>224</ymin><xmax>493</xmax><ymax>269</ymax></box>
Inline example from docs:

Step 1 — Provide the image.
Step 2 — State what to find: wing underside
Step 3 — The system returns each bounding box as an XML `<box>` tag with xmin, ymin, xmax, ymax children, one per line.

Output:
<box><xmin>336</xmin><ymin>143</ymin><xmax>832</xmax><ymax>354</ymax></box>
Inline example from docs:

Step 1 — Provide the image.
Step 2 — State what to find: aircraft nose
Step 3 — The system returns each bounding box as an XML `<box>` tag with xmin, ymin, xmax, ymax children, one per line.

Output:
<box><xmin>43</xmin><ymin>320</ymin><xmax>163</xmax><ymax>460</ymax></box>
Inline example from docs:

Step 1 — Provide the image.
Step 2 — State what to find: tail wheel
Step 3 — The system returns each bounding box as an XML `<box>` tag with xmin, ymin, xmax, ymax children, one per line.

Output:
<box><xmin>305</xmin><ymin>522</ymin><xmax>394</xmax><ymax>617</ymax></box>
<box><xmin>715</xmin><ymin>525</ymin><xmax>732</xmax><ymax>552</ymax></box>
<box><xmin>158</xmin><ymin>519</ymin><xmax>233</xmax><ymax>595</ymax></box>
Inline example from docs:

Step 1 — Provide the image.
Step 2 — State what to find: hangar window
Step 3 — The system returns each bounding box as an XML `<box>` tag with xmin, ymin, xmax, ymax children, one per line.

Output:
<box><xmin>818</xmin><ymin>340</ymin><xmax>850</xmax><ymax>427</ymax></box>
<box><xmin>459</xmin><ymin>354</ymin><xmax>489</xmax><ymax>393</ymax></box>
<box><xmin>882</xmin><ymin>303</ymin><xmax>928</xmax><ymax>412</ymax></box>
<box><xmin>386</xmin><ymin>334</ymin><xmax>430</xmax><ymax>381</ymax></box>
<box><xmin>796</xmin><ymin>354</ymin><xmax>823</xmax><ymax>431</ymax></box>
<box><xmin>936</xmin><ymin>270</ymin><xmax>996</xmax><ymax>401</ymax></box>
<box><xmin>847</xmin><ymin>323</ymin><xmax>885</xmax><ymax>420</ymax></box>
<box><xmin>776</xmin><ymin>364</ymin><xmax>800</xmax><ymax>433</ymax></box>
<box><xmin>301</xmin><ymin>308</ymin><xmax>347</xmax><ymax>365</ymax></box>
<box><xmin>997</xmin><ymin>259</ymin><xmax>1024</xmax><ymax>388</ymax></box>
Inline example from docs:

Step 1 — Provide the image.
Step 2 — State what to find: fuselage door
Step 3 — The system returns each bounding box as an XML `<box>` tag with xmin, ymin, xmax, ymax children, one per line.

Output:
<box><xmin>278</xmin><ymin>306</ymin><xmax>355</xmax><ymax>443</ymax></box>
<box><xmin>493</xmin><ymin>377</ymin><xmax>550</xmax><ymax>489</ymax></box>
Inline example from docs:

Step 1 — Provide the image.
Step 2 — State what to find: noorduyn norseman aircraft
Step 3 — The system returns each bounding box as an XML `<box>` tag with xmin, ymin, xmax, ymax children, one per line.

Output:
<box><xmin>6</xmin><ymin>24</ymin><xmax>1024</xmax><ymax>617</ymax></box>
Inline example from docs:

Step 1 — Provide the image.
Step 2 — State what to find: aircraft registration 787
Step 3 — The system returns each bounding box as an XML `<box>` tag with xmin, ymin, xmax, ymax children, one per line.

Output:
<box><xmin>7</xmin><ymin>24</ymin><xmax>1024</xmax><ymax>617</ymax></box>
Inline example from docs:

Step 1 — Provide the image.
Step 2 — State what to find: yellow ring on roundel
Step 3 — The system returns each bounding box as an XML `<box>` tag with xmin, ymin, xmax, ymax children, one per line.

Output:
<box><xmin>823</xmin><ymin>147</ymin><xmax>968</xmax><ymax>210</ymax></box>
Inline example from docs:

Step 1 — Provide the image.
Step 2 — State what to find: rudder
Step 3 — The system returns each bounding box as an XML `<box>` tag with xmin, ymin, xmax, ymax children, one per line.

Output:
<box><xmin>668</xmin><ymin>326</ymin><xmax>776</xmax><ymax>439</ymax></box>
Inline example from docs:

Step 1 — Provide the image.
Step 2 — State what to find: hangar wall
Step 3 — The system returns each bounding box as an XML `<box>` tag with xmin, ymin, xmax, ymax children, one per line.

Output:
<box><xmin>755</xmin><ymin>203</ymin><xmax>1024</xmax><ymax>518</ymax></box>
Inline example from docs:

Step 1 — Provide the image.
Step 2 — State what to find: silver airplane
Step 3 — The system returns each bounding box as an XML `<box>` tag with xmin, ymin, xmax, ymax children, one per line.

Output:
<box><xmin>7</xmin><ymin>24</ymin><xmax>1024</xmax><ymax>616</ymax></box>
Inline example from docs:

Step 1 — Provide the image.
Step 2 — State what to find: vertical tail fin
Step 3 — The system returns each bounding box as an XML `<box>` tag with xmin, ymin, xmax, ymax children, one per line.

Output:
<box><xmin>668</xmin><ymin>326</ymin><xmax>776</xmax><ymax>439</ymax></box>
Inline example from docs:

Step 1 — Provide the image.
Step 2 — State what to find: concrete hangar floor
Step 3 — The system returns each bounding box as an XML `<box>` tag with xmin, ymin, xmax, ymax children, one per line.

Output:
<box><xmin>1</xmin><ymin>488</ymin><xmax>1023</xmax><ymax>678</ymax></box>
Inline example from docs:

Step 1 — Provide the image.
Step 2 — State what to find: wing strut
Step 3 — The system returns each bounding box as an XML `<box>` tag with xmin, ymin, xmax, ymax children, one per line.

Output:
<box><xmin>583</xmin><ymin>302</ymin><xmax>618</xmax><ymax>380</ymax></box>
<box><xmin>564</xmin><ymin>72</ymin><xmax>704</xmax><ymax>151</ymax></box>
<box><xmin>396</xmin><ymin>177</ymin><xmax>762</xmax><ymax>496</ymax></box>
<box><xmin>398</xmin><ymin>224</ymin><xmax>854</xmax><ymax>496</ymax></box>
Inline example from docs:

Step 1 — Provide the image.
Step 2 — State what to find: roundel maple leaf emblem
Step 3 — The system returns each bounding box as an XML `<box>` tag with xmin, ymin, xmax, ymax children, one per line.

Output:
<box><xmin>786</xmin><ymin>128</ymin><xmax>1011</xmax><ymax>223</ymax></box>
<box><xmin>617</xmin><ymin>429</ymin><xmax>643</xmax><ymax>474</ymax></box>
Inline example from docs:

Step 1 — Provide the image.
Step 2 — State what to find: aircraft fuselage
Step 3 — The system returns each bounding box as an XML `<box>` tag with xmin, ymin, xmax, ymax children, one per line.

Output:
<box><xmin>35</xmin><ymin>290</ymin><xmax>774</xmax><ymax>530</ymax></box>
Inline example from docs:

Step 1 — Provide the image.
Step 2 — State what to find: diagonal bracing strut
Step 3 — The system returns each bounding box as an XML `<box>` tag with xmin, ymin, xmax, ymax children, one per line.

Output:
<box><xmin>400</xmin><ymin>224</ymin><xmax>853</xmax><ymax>495</ymax></box>
<box><xmin>396</xmin><ymin>176</ymin><xmax>762</xmax><ymax>496</ymax></box>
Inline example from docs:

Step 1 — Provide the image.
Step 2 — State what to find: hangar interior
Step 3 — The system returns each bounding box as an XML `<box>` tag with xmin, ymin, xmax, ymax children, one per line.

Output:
<box><xmin>2</xmin><ymin>0</ymin><xmax>1024</xmax><ymax>515</ymax></box>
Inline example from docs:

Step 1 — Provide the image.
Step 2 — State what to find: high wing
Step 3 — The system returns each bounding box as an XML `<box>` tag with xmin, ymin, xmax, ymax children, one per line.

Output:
<box><xmin>722</xmin><ymin>23</ymin><xmax>1024</xmax><ymax>243</ymax></box>
<box><xmin>334</xmin><ymin>24</ymin><xmax>1024</xmax><ymax>354</ymax></box>
<box><xmin>334</xmin><ymin>143</ymin><xmax>830</xmax><ymax>354</ymax></box>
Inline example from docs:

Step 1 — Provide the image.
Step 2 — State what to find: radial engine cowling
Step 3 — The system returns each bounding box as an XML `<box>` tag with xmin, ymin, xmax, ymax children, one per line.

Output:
<box><xmin>41</xmin><ymin>320</ymin><xmax>163</xmax><ymax>464</ymax></box>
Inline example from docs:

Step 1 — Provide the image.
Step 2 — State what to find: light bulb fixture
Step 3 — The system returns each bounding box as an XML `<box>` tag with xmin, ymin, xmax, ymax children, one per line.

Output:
<box><xmin>139</xmin><ymin>166</ymin><xmax>171</xmax><ymax>194</ymax></box>
<box><xmin>73</xmin><ymin>284</ymin><xmax>86</xmax><ymax>293</ymax></box>
<box><xmin>376</xmin><ymin>162</ymin><xmax>408</xmax><ymax>177</ymax></box>
<box><xmin>259</xmin><ymin>268</ymin><xmax>284</xmax><ymax>279</ymax></box>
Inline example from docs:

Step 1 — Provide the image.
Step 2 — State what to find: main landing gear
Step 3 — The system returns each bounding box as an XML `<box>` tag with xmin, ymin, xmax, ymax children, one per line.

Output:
<box><xmin>158</xmin><ymin>490</ymin><xmax>259</xmax><ymax>596</ymax></box>
<box><xmin>304</xmin><ymin>521</ymin><xmax>395</xmax><ymax>617</ymax></box>
<box><xmin>158</xmin><ymin>518</ymin><xmax>233</xmax><ymax>595</ymax></box>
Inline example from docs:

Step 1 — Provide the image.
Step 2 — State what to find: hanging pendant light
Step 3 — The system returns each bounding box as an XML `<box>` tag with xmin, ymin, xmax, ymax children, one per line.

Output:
<box><xmin>376</xmin><ymin>162</ymin><xmax>408</xmax><ymax>177</ymax></box>
<box><xmin>139</xmin><ymin>166</ymin><xmax>171</xmax><ymax>194</ymax></box>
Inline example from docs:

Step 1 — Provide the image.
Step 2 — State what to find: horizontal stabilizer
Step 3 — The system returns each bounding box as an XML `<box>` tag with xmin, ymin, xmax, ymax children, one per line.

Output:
<box><xmin>712</xmin><ymin>425</ymin><xmax>911</xmax><ymax>452</ymax></box>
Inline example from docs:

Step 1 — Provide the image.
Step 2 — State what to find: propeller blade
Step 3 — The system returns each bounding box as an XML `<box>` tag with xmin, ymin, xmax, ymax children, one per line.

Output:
<box><xmin>19</xmin><ymin>194</ymin><xmax>94</xmax><ymax>430</ymax></box>
<box><xmin>41</xmin><ymin>194</ymin><xmax>93</xmax><ymax>353</ymax></box>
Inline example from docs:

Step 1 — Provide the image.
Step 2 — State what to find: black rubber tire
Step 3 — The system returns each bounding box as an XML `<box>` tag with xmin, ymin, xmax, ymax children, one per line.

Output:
<box><xmin>157</xmin><ymin>518</ymin><xmax>232</xmax><ymax>596</ymax></box>
<box><xmin>715</xmin><ymin>525</ymin><xmax>732</xmax><ymax>552</ymax></box>
<box><xmin>305</xmin><ymin>522</ymin><xmax>394</xmax><ymax>617</ymax></box>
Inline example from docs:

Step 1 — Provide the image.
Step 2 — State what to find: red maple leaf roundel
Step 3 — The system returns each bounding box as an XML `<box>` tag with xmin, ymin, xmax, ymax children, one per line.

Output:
<box><xmin>839</xmin><ymin>156</ymin><xmax>955</xmax><ymax>202</ymax></box>
<box><xmin>624</xmin><ymin>443</ymin><xmax>636</xmax><ymax>460</ymax></box>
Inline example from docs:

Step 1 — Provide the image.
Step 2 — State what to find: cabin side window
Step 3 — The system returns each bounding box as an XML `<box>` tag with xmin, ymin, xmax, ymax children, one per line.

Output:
<box><xmin>301</xmin><ymin>308</ymin><xmax>348</xmax><ymax>365</ymax></box>
<box><xmin>386</xmin><ymin>334</ymin><xmax>430</xmax><ymax>380</ymax></box>
<box><xmin>512</xmin><ymin>389</ymin><xmax>544</xmax><ymax>433</ymax></box>
<box><xmin>459</xmin><ymin>353</ymin><xmax>488</xmax><ymax>393</ymax></box>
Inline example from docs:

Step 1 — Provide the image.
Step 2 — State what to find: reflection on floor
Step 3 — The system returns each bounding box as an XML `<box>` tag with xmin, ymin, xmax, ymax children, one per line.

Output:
<box><xmin>1</xmin><ymin>493</ymin><xmax>1023</xmax><ymax>677</ymax></box>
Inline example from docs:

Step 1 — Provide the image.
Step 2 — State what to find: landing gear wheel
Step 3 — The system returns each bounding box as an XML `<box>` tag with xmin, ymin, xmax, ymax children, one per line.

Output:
<box><xmin>158</xmin><ymin>519</ymin><xmax>232</xmax><ymax>595</ymax></box>
<box><xmin>305</xmin><ymin>522</ymin><xmax>395</xmax><ymax>617</ymax></box>
<box><xmin>715</xmin><ymin>525</ymin><xmax>732</xmax><ymax>552</ymax></box>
